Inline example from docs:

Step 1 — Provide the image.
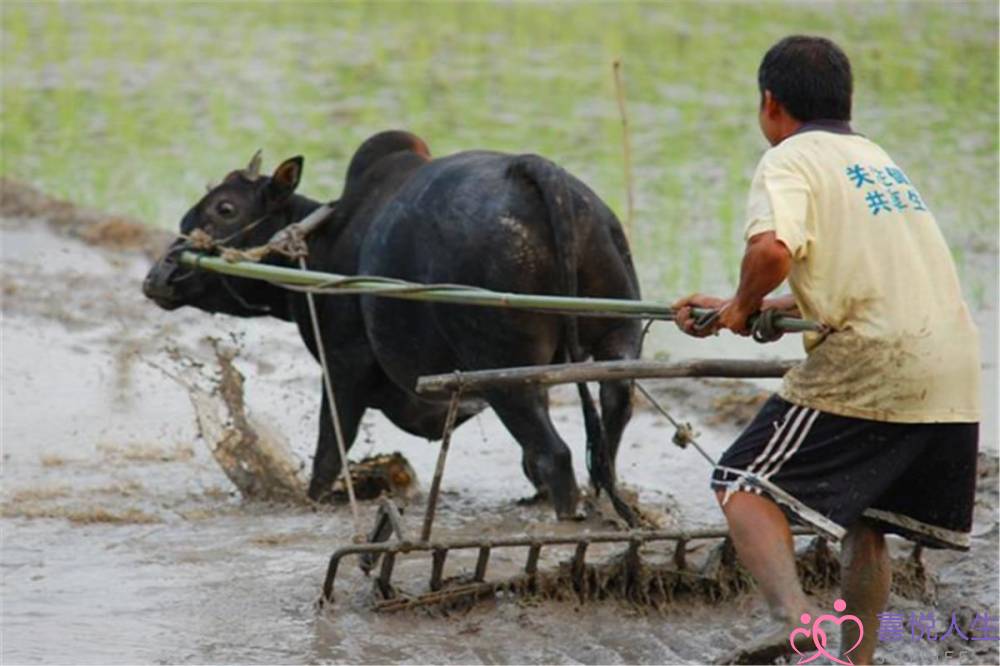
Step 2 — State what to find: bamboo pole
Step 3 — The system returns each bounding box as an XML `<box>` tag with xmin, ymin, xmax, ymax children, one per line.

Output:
<box><xmin>415</xmin><ymin>358</ymin><xmax>798</xmax><ymax>398</ymax></box>
<box><xmin>178</xmin><ymin>252</ymin><xmax>822</xmax><ymax>333</ymax></box>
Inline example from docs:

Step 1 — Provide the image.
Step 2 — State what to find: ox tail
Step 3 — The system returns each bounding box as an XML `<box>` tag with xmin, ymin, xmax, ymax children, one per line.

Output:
<box><xmin>507</xmin><ymin>155</ymin><xmax>638</xmax><ymax>527</ymax></box>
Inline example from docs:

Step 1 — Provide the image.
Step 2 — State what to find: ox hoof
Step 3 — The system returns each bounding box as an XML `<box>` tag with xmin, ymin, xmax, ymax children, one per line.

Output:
<box><xmin>307</xmin><ymin>480</ymin><xmax>336</xmax><ymax>504</ymax></box>
<box><xmin>516</xmin><ymin>489</ymin><xmax>549</xmax><ymax>506</ymax></box>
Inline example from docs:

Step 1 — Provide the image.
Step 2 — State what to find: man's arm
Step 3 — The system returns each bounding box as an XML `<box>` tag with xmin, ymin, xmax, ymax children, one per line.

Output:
<box><xmin>675</xmin><ymin>231</ymin><xmax>793</xmax><ymax>336</ymax></box>
<box><xmin>721</xmin><ymin>231</ymin><xmax>793</xmax><ymax>334</ymax></box>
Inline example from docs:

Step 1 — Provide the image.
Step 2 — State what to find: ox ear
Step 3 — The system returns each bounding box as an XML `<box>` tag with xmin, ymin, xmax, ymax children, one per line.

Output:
<box><xmin>267</xmin><ymin>156</ymin><xmax>303</xmax><ymax>202</ymax></box>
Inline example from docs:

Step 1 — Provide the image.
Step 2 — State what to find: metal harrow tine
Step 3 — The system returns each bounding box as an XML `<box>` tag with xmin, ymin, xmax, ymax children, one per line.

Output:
<box><xmin>473</xmin><ymin>546</ymin><xmax>491</xmax><ymax>582</ymax></box>
<box><xmin>377</xmin><ymin>552</ymin><xmax>397</xmax><ymax>598</ymax></box>
<box><xmin>430</xmin><ymin>548</ymin><xmax>448</xmax><ymax>591</ymax></box>
<box><xmin>359</xmin><ymin>498</ymin><xmax>408</xmax><ymax>574</ymax></box>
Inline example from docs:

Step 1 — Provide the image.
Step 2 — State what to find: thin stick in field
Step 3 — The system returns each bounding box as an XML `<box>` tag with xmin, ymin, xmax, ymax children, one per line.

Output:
<box><xmin>612</xmin><ymin>58</ymin><xmax>635</xmax><ymax>241</ymax></box>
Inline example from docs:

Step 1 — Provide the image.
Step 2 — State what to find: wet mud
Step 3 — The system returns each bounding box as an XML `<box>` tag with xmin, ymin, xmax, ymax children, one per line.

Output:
<box><xmin>1</xmin><ymin>185</ymin><xmax>998</xmax><ymax>664</ymax></box>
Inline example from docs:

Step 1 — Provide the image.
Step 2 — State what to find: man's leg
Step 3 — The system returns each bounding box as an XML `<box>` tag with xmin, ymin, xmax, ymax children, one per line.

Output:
<box><xmin>840</xmin><ymin>519</ymin><xmax>890</xmax><ymax>666</ymax></box>
<box><xmin>716</xmin><ymin>489</ymin><xmax>810</xmax><ymax>624</ymax></box>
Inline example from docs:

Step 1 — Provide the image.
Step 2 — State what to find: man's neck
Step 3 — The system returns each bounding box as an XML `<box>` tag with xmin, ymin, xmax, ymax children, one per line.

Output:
<box><xmin>785</xmin><ymin>119</ymin><xmax>855</xmax><ymax>142</ymax></box>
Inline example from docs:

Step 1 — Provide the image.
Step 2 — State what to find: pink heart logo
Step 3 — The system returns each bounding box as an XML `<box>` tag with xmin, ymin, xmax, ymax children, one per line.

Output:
<box><xmin>811</xmin><ymin>600</ymin><xmax>864</xmax><ymax>665</ymax></box>
<box><xmin>788</xmin><ymin>600</ymin><xmax>864</xmax><ymax>666</ymax></box>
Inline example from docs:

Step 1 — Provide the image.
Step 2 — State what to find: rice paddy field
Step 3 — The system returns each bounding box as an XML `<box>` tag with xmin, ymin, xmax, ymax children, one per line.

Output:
<box><xmin>3</xmin><ymin>4</ymin><xmax>1000</xmax><ymax>665</ymax></box>
<box><xmin>2</xmin><ymin>1</ymin><xmax>997</xmax><ymax>303</ymax></box>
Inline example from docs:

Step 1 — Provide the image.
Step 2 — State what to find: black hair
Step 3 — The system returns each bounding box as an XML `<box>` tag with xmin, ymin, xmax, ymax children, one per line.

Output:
<box><xmin>758</xmin><ymin>36</ymin><xmax>853</xmax><ymax>122</ymax></box>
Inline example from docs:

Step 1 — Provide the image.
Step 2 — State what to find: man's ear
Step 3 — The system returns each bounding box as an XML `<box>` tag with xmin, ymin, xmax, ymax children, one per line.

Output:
<box><xmin>267</xmin><ymin>156</ymin><xmax>304</xmax><ymax>202</ymax></box>
<box><xmin>762</xmin><ymin>90</ymin><xmax>783</xmax><ymax>120</ymax></box>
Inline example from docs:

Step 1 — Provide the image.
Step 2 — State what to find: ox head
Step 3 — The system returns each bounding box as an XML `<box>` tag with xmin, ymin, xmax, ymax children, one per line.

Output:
<box><xmin>143</xmin><ymin>151</ymin><xmax>304</xmax><ymax>318</ymax></box>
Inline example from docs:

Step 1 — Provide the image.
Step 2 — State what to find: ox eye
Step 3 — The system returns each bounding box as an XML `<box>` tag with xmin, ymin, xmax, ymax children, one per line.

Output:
<box><xmin>216</xmin><ymin>201</ymin><xmax>237</xmax><ymax>218</ymax></box>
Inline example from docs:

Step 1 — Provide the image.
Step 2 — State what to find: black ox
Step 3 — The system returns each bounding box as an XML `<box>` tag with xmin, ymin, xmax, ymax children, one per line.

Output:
<box><xmin>144</xmin><ymin>131</ymin><xmax>642</xmax><ymax>520</ymax></box>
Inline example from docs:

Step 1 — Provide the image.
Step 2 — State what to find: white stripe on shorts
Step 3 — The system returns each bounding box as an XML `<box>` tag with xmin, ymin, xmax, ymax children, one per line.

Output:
<box><xmin>762</xmin><ymin>408</ymin><xmax>821</xmax><ymax>479</ymax></box>
<box><xmin>744</xmin><ymin>405</ymin><xmax>802</xmax><ymax>478</ymax></box>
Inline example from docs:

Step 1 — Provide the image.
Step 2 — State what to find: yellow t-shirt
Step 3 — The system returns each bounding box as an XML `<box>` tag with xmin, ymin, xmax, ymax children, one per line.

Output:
<box><xmin>744</xmin><ymin>128</ymin><xmax>980</xmax><ymax>423</ymax></box>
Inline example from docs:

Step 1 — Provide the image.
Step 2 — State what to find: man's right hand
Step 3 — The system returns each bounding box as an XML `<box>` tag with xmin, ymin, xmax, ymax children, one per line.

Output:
<box><xmin>672</xmin><ymin>293</ymin><xmax>729</xmax><ymax>337</ymax></box>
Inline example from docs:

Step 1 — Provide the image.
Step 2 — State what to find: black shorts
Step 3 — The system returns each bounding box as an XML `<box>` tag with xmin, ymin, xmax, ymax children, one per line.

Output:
<box><xmin>710</xmin><ymin>395</ymin><xmax>979</xmax><ymax>550</ymax></box>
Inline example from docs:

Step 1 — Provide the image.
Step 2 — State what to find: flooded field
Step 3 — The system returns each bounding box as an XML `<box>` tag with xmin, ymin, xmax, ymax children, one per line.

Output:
<box><xmin>1</xmin><ymin>187</ymin><xmax>997</xmax><ymax>664</ymax></box>
<box><xmin>2</xmin><ymin>2</ymin><xmax>998</xmax><ymax>664</ymax></box>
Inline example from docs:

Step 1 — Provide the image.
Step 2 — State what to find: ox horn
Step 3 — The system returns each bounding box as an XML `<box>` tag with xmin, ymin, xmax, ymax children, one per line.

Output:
<box><xmin>245</xmin><ymin>149</ymin><xmax>263</xmax><ymax>180</ymax></box>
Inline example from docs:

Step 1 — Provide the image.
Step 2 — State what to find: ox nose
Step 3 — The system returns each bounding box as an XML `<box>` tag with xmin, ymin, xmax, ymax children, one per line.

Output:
<box><xmin>142</xmin><ymin>247</ymin><xmax>183</xmax><ymax>308</ymax></box>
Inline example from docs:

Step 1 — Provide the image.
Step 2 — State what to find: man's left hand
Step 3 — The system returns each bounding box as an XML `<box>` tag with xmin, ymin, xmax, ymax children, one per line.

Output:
<box><xmin>673</xmin><ymin>294</ymin><xmax>728</xmax><ymax>337</ymax></box>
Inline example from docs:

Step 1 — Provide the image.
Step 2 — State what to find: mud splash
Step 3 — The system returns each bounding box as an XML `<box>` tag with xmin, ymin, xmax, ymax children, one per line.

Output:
<box><xmin>153</xmin><ymin>338</ymin><xmax>309</xmax><ymax>503</ymax></box>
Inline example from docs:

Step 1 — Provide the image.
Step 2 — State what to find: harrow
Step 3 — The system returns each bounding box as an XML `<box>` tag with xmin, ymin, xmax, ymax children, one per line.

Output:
<box><xmin>317</xmin><ymin>357</ymin><xmax>824</xmax><ymax>612</ymax></box>
<box><xmin>321</xmin><ymin>497</ymin><xmax>817</xmax><ymax>612</ymax></box>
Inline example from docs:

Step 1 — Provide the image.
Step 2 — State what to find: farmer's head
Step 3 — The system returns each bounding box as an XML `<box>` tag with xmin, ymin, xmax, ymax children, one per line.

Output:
<box><xmin>142</xmin><ymin>152</ymin><xmax>303</xmax><ymax>318</ymax></box>
<box><xmin>757</xmin><ymin>35</ymin><xmax>853</xmax><ymax>145</ymax></box>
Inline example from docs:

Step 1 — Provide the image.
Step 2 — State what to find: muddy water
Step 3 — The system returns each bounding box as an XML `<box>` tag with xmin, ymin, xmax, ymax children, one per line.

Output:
<box><xmin>2</xmin><ymin>218</ymin><xmax>998</xmax><ymax>664</ymax></box>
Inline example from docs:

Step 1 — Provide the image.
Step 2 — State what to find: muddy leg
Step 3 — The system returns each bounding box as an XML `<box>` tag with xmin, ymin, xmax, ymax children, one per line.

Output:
<box><xmin>307</xmin><ymin>384</ymin><xmax>366</xmax><ymax>502</ymax></box>
<box><xmin>593</xmin><ymin>327</ymin><xmax>639</xmax><ymax>480</ymax></box>
<box><xmin>717</xmin><ymin>489</ymin><xmax>809</xmax><ymax>621</ymax></box>
<box><xmin>598</xmin><ymin>380</ymin><xmax>632</xmax><ymax>479</ymax></box>
<box><xmin>488</xmin><ymin>386</ymin><xmax>580</xmax><ymax>519</ymax></box>
<box><xmin>516</xmin><ymin>452</ymin><xmax>550</xmax><ymax>505</ymax></box>
<box><xmin>711</xmin><ymin>489</ymin><xmax>818</xmax><ymax>664</ymax></box>
<box><xmin>840</xmin><ymin>519</ymin><xmax>889</xmax><ymax>665</ymax></box>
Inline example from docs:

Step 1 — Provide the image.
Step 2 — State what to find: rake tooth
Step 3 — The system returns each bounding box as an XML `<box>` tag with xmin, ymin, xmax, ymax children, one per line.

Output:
<box><xmin>474</xmin><ymin>546</ymin><xmax>491</xmax><ymax>582</ymax></box>
<box><xmin>377</xmin><ymin>550</ymin><xmax>397</xmax><ymax>599</ymax></box>
<box><xmin>322</xmin><ymin>555</ymin><xmax>342</xmax><ymax>603</ymax></box>
<box><xmin>571</xmin><ymin>541</ymin><xmax>589</xmax><ymax>580</ymax></box>
<box><xmin>525</xmin><ymin>542</ymin><xmax>542</xmax><ymax>576</ymax></box>
<box><xmin>624</xmin><ymin>539</ymin><xmax>642</xmax><ymax>594</ymax></box>
<box><xmin>430</xmin><ymin>547</ymin><xmax>448</xmax><ymax>591</ymax></box>
<box><xmin>673</xmin><ymin>538</ymin><xmax>688</xmax><ymax>570</ymax></box>
<box><xmin>360</xmin><ymin>507</ymin><xmax>392</xmax><ymax>574</ymax></box>
<box><xmin>626</xmin><ymin>539</ymin><xmax>642</xmax><ymax>569</ymax></box>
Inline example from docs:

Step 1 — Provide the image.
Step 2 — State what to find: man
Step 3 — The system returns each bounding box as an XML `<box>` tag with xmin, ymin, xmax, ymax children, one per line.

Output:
<box><xmin>674</xmin><ymin>36</ymin><xmax>981</xmax><ymax>665</ymax></box>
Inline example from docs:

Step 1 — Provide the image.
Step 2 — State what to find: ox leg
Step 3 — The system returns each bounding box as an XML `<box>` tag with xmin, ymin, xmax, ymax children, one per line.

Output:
<box><xmin>515</xmin><ymin>451</ymin><xmax>549</xmax><ymax>506</ymax></box>
<box><xmin>594</xmin><ymin>326</ymin><xmax>640</xmax><ymax>479</ymax></box>
<box><xmin>487</xmin><ymin>386</ymin><xmax>580</xmax><ymax>519</ymax></box>
<box><xmin>307</xmin><ymin>383</ymin><xmax>366</xmax><ymax>503</ymax></box>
